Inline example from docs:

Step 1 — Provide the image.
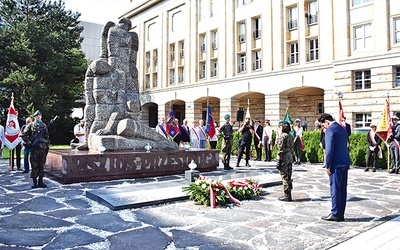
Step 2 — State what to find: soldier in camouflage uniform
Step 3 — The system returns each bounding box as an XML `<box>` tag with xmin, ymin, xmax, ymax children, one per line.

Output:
<box><xmin>20</xmin><ymin>110</ymin><xmax>49</xmax><ymax>189</ymax></box>
<box><xmin>219</xmin><ymin>114</ymin><xmax>234</xmax><ymax>170</ymax></box>
<box><xmin>276</xmin><ymin>121</ymin><xmax>294</xmax><ymax>201</ymax></box>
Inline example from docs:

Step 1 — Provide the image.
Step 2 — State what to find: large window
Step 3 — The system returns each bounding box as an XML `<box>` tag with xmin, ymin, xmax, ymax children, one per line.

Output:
<box><xmin>238</xmin><ymin>54</ymin><xmax>246</xmax><ymax>73</ymax></box>
<box><xmin>179</xmin><ymin>41</ymin><xmax>184</xmax><ymax>59</ymax></box>
<box><xmin>289</xmin><ymin>42</ymin><xmax>299</xmax><ymax>64</ymax></box>
<box><xmin>354</xmin><ymin>70</ymin><xmax>371</xmax><ymax>90</ymax></box>
<box><xmin>200</xmin><ymin>34</ymin><xmax>206</xmax><ymax>52</ymax></box>
<box><xmin>199</xmin><ymin>63</ymin><xmax>206</xmax><ymax>79</ymax></box>
<box><xmin>239</xmin><ymin>22</ymin><xmax>246</xmax><ymax>43</ymax></box>
<box><xmin>307</xmin><ymin>1</ymin><xmax>318</xmax><ymax>25</ymax></box>
<box><xmin>352</xmin><ymin>0</ymin><xmax>371</xmax><ymax>7</ymax></box>
<box><xmin>355</xmin><ymin>113</ymin><xmax>371</xmax><ymax>128</ymax></box>
<box><xmin>211</xmin><ymin>60</ymin><xmax>218</xmax><ymax>77</ymax></box>
<box><xmin>395</xmin><ymin>18</ymin><xmax>400</xmax><ymax>44</ymax></box>
<box><xmin>394</xmin><ymin>66</ymin><xmax>400</xmax><ymax>88</ymax></box>
<box><xmin>288</xmin><ymin>6</ymin><xmax>298</xmax><ymax>30</ymax></box>
<box><xmin>308</xmin><ymin>38</ymin><xmax>319</xmax><ymax>61</ymax></box>
<box><xmin>253</xmin><ymin>50</ymin><xmax>262</xmax><ymax>70</ymax></box>
<box><xmin>354</xmin><ymin>24</ymin><xmax>372</xmax><ymax>50</ymax></box>
<box><xmin>212</xmin><ymin>30</ymin><xmax>218</xmax><ymax>50</ymax></box>
<box><xmin>169</xmin><ymin>69</ymin><xmax>175</xmax><ymax>84</ymax></box>
<box><xmin>253</xmin><ymin>17</ymin><xmax>261</xmax><ymax>39</ymax></box>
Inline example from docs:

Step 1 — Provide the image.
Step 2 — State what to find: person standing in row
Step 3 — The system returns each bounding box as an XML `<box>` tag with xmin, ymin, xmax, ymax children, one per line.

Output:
<box><xmin>198</xmin><ymin>119</ymin><xmax>207</xmax><ymax>149</ymax></box>
<box><xmin>262</xmin><ymin>119</ymin><xmax>273</xmax><ymax>162</ymax></box>
<box><xmin>276</xmin><ymin>121</ymin><xmax>294</xmax><ymax>201</ymax></box>
<box><xmin>155</xmin><ymin>117</ymin><xmax>168</xmax><ymax>139</ymax></box>
<box><xmin>179</xmin><ymin>119</ymin><xmax>190</xmax><ymax>145</ymax></box>
<box><xmin>389</xmin><ymin>117</ymin><xmax>400</xmax><ymax>174</ymax></box>
<box><xmin>219</xmin><ymin>114</ymin><xmax>233</xmax><ymax>170</ymax></box>
<box><xmin>293</xmin><ymin>119</ymin><xmax>303</xmax><ymax>165</ymax></box>
<box><xmin>253</xmin><ymin>119</ymin><xmax>263</xmax><ymax>161</ymax></box>
<box><xmin>209</xmin><ymin>122</ymin><xmax>218</xmax><ymax>149</ymax></box>
<box><xmin>365</xmin><ymin>124</ymin><xmax>382</xmax><ymax>172</ymax></box>
<box><xmin>190</xmin><ymin>120</ymin><xmax>200</xmax><ymax>149</ymax></box>
<box><xmin>21</xmin><ymin>110</ymin><xmax>49</xmax><ymax>189</ymax></box>
<box><xmin>20</xmin><ymin>117</ymin><xmax>32</xmax><ymax>173</ymax></box>
<box><xmin>236</xmin><ymin>116</ymin><xmax>254</xmax><ymax>168</ymax></box>
<box><xmin>319</xmin><ymin>113</ymin><xmax>350</xmax><ymax>222</ymax></box>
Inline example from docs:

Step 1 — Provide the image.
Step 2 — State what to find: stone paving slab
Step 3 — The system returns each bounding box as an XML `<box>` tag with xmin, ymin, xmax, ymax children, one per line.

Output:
<box><xmin>86</xmin><ymin>172</ymin><xmax>282</xmax><ymax>210</ymax></box>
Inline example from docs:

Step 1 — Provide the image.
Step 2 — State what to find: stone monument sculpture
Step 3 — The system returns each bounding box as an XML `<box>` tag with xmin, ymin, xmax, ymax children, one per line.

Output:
<box><xmin>80</xmin><ymin>18</ymin><xmax>178</xmax><ymax>151</ymax></box>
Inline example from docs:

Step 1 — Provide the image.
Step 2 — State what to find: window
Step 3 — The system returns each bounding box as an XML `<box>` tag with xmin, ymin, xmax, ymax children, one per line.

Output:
<box><xmin>199</xmin><ymin>63</ymin><xmax>206</xmax><ymax>79</ymax></box>
<box><xmin>352</xmin><ymin>0</ymin><xmax>371</xmax><ymax>7</ymax></box>
<box><xmin>211</xmin><ymin>60</ymin><xmax>218</xmax><ymax>77</ymax></box>
<box><xmin>169</xmin><ymin>69</ymin><xmax>175</xmax><ymax>84</ymax></box>
<box><xmin>253</xmin><ymin>17</ymin><xmax>261</xmax><ymax>39</ymax></box>
<box><xmin>316</xmin><ymin>102</ymin><xmax>324</xmax><ymax>114</ymax></box>
<box><xmin>395</xmin><ymin>18</ymin><xmax>400</xmax><ymax>44</ymax></box>
<box><xmin>200</xmin><ymin>34</ymin><xmax>206</xmax><ymax>52</ymax></box>
<box><xmin>145</xmin><ymin>75</ymin><xmax>150</xmax><ymax>89</ymax></box>
<box><xmin>288</xmin><ymin>6</ymin><xmax>298</xmax><ymax>30</ymax></box>
<box><xmin>355</xmin><ymin>113</ymin><xmax>371</xmax><ymax>128</ymax></box>
<box><xmin>253</xmin><ymin>50</ymin><xmax>262</xmax><ymax>70</ymax></box>
<box><xmin>212</xmin><ymin>30</ymin><xmax>218</xmax><ymax>50</ymax></box>
<box><xmin>179</xmin><ymin>41</ymin><xmax>184</xmax><ymax>59</ymax></box>
<box><xmin>238</xmin><ymin>0</ymin><xmax>248</xmax><ymax>7</ymax></box>
<box><xmin>178</xmin><ymin>67</ymin><xmax>184</xmax><ymax>83</ymax></box>
<box><xmin>307</xmin><ymin>1</ymin><xmax>318</xmax><ymax>25</ymax></box>
<box><xmin>239</xmin><ymin>22</ymin><xmax>246</xmax><ymax>43</ymax></box>
<box><xmin>238</xmin><ymin>54</ymin><xmax>246</xmax><ymax>73</ymax></box>
<box><xmin>170</xmin><ymin>44</ymin><xmax>175</xmax><ymax>61</ymax></box>
<box><xmin>354</xmin><ymin>24</ymin><xmax>372</xmax><ymax>50</ymax></box>
<box><xmin>308</xmin><ymin>38</ymin><xmax>319</xmax><ymax>61</ymax></box>
<box><xmin>153</xmin><ymin>50</ymin><xmax>158</xmax><ymax>67</ymax></box>
<box><xmin>394</xmin><ymin>66</ymin><xmax>400</xmax><ymax>88</ymax></box>
<box><xmin>354</xmin><ymin>70</ymin><xmax>371</xmax><ymax>90</ymax></box>
<box><xmin>289</xmin><ymin>42</ymin><xmax>299</xmax><ymax>64</ymax></box>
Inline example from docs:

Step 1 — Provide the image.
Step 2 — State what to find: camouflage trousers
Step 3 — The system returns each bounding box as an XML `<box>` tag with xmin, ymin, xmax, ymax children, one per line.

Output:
<box><xmin>279</xmin><ymin>163</ymin><xmax>293</xmax><ymax>192</ymax></box>
<box><xmin>29</xmin><ymin>148</ymin><xmax>47</xmax><ymax>179</ymax></box>
<box><xmin>221</xmin><ymin>140</ymin><xmax>232</xmax><ymax>166</ymax></box>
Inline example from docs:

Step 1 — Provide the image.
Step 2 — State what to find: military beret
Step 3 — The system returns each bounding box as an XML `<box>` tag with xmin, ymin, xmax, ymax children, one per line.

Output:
<box><xmin>224</xmin><ymin>114</ymin><xmax>230</xmax><ymax>119</ymax></box>
<box><xmin>33</xmin><ymin>110</ymin><xmax>42</xmax><ymax>117</ymax></box>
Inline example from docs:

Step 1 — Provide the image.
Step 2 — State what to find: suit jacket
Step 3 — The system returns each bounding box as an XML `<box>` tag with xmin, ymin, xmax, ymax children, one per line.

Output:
<box><xmin>367</xmin><ymin>131</ymin><xmax>381</xmax><ymax>150</ymax></box>
<box><xmin>179</xmin><ymin>125</ymin><xmax>190</xmax><ymax>142</ymax></box>
<box><xmin>325</xmin><ymin>122</ymin><xmax>351</xmax><ymax>171</ymax></box>
<box><xmin>253</xmin><ymin>124</ymin><xmax>263</xmax><ymax>144</ymax></box>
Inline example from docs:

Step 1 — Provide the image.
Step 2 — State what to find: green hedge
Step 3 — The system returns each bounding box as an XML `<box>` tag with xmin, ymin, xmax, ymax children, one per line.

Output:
<box><xmin>217</xmin><ymin>131</ymin><xmax>389</xmax><ymax>168</ymax></box>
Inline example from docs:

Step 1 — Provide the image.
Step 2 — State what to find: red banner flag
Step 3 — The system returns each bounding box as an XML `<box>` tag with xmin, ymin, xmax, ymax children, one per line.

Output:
<box><xmin>4</xmin><ymin>97</ymin><xmax>22</xmax><ymax>150</ymax></box>
<box><xmin>376</xmin><ymin>99</ymin><xmax>392</xmax><ymax>142</ymax></box>
<box><xmin>205</xmin><ymin>104</ymin><xmax>216</xmax><ymax>138</ymax></box>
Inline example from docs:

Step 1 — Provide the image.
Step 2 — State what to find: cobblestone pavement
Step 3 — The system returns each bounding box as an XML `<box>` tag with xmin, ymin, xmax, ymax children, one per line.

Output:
<box><xmin>0</xmin><ymin>156</ymin><xmax>399</xmax><ymax>250</ymax></box>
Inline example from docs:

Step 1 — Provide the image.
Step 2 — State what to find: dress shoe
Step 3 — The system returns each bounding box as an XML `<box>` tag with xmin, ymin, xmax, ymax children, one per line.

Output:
<box><xmin>321</xmin><ymin>214</ymin><xmax>340</xmax><ymax>222</ymax></box>
<box><xmin>372</xmin><ymin>168</ymin><xmax>376</xmax><ymax>172</ymax></box>
<box><xmin>396</xmin><ymin>169</ymin><xmax>400</xmax><ymax>174</ymax></box>
<box><xmin>264</xmin><ymin>159</ymin><xmax>268</xmax><ymax>162</ymax></box>
<box><xmin>17</xmin><ymin>168</ymin><xmax>22</xmax><ymax>171</ymax></box>
<box><xmin>245</xmin><ymin>163</ymin><xmax>251</xmax><ymax>167</ymax></box>
<box><xmin>224</xmin><ymin>166</ymin><xmax>233</xmax><ymax>170</ymax></box>
<box><xmin>22</xmin><ymin>170</ymin><xmax>29</xmax><ymax>174</ymax></box>
<box><xmin>364</xmin><ymin>167</ymin><xmax>369</xmax><ymax>172</ymax></box>
<box><xmin>390</xmin><ymin>169</ymin><xmax>395</xmax><ymax>173</ymax></box>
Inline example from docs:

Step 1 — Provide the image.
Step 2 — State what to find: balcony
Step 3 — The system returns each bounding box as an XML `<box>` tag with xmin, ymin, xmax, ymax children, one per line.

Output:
<box><xmin>212</xmin><ymin>41</ymin><xmax>218</xmax><ymax>50</ymax></box>
<box><xmin>308</xmin><ymin>51</ymin><xmax>319</xmax><ymax>61</ymax></box>
<box><xmin>253</xmin><ymin>30</ymin><xmax>261</xmax><ymax>39</ymax></box>
<box><xmin>252</xmin><ymin>60</ymin><xmax>262</xmax><ymax>70</ymax></box>
<box><xmin>237</xmin><ymin>65</ymin><xmax>246</xmax><ymax>73</ymax></box>
<box><xmin>239</xmin><ymin>34</ymin><xmax>246</xmax><ymax>43</ymax></box>
<box><xmin>288</xmin><ymin>20</ymin><xmax>298</xmax><ymax>30</ymax></box>
<box><xmin>307</xmin><ymin>14</ymin><xmax>318</xmax><ymax>25</ymax></box>
<box><xmin>180</xmin><ymin>51</ymin><xmax>184</xmax><ymax>59</ymax></box>
<box><xmin>200</xmin><ymin>44</ymin><xmax>206</xmax><ymax>52</ymax></box>
<box><xmin>178</xmin><ymin>74</ymin><xmax>184</xmax><ymax>83</ymax></box>
<box><xmin>211</xmin><ymin>70</ymin><xmax>217</xmax><ymax>77</ymax></box>
<box><xmin>199</xmin><ymin>72</ymin><xmax>206</xmax><ymax>79</ymax></box>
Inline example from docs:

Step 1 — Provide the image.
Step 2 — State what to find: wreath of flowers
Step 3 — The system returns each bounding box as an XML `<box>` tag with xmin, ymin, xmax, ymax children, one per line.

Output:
<box><xmin>182</xmin><ymin>176</ymin><xmax>262</xmax><ymax>208</ymax></box>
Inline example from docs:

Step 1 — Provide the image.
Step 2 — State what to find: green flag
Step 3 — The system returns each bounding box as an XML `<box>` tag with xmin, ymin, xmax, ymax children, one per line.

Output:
<box><xmin>283</xmin><ymin>110</ymin><xmax>293</xmax><ymax>125</ymax></box>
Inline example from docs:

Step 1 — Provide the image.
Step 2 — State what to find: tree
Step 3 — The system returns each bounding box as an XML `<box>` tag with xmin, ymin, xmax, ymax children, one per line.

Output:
<box><xmin>0</xmin><ymin>0</ymin><xmax>88</xmax><ymax>144</ymax></box>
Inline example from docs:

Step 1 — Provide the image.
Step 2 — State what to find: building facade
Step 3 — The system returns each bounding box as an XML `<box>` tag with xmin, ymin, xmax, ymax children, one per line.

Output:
<box><xmin>122</xmin><ymin>0</ymin><xmax>400</xmax><ymax>129</ymax></box>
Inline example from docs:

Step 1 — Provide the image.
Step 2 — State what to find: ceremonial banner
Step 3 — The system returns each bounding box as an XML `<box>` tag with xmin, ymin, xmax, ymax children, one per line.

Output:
<box><xmin>205</xmin><ymin>104</ymin><xmax>216</xmax><ymax>138</ymax></box>
<box><xmin>4</xmin><ymin>98</ymin><xmax>22</xmax><ymax>150</ymax></box>
<box><xmin>166</xmin><ymin>104</ymin><xmax>179</xmax><ymax>139</ymax></box>
<box><xmin>376</xmin><ymin>99</ymin><xmax>392</xmax><ymax>143</ymax></box>
<box><xmin>283</xmin><ymin>109</ymin><xmax>293</xmax><ymax>125</ymax></box>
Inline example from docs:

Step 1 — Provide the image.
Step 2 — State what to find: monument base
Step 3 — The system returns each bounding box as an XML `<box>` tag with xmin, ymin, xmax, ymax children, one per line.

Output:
<box><xmin>44</xmin><ymin>149</ymin><xmax>219</xmax><ymax>184</ymax></box>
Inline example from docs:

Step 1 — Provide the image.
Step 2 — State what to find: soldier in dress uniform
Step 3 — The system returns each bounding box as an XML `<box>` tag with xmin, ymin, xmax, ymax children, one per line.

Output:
<box><xmin>20</xmin><ymin>110</ymin><xmax>49</xmax><ymax>188</ymax></box>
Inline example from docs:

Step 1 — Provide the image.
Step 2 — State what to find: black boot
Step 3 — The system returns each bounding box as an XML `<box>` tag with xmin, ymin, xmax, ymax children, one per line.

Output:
<box><xmin>31</xmin><ymin>178</ymin><xmax>38</xmax><ymax>189</ymax></box>
<box><xmin>396</xmin><ymin>169</ymin><xmax>400</xmax><ymax>174</ymax></box>
<box><xmin>38</xmin><ymin>177</ymin><xmax>47</xmax><ymax>188</ymax></box>
<box><xmin>278</xmin><ymin>191</ymin><xmax>292</xmax><ymax>202</ymax></box>
<box><xmin>390</xmin><ymin>168</ymin><xmax>396</xmax><ymax>173</ymax></box>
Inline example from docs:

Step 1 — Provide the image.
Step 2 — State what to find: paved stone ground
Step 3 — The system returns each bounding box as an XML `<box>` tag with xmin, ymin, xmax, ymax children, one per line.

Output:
<box><xmin>0</xmin><ymin>156</ymin><xmax>399</xmax><ymax>249</ymax></box>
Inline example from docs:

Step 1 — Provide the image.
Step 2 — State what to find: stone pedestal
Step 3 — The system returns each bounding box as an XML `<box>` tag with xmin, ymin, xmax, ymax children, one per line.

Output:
<box><xmin>185</xmin><ymin>170</ymin><xmax>200</xmax><ymax>183</ymax></box>
<box><xmin>44</xmin><ymin>149</ymin><xmax>219</xmax><ymax>184</ymax></box>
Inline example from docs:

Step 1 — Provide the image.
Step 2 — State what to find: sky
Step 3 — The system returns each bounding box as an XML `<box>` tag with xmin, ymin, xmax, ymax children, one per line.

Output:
<box><xmin>63</xmin><ymin>0</ymin><xmax>131</xmax><ymax>25</ymax></box>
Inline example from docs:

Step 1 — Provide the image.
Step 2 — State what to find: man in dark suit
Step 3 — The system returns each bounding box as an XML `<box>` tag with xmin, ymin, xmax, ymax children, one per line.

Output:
<box><xmin>179</xmin><ymin>119</ymin><xmax>190</xmax><ymax>144</ymax></box>
<box><xmin>318</xmin><ymin>113</ymin><xmax>351</xmax><ymax>222</ymax></box>
<box><xmin>253</xmin><ymin>119</ymin><xmax>263</xmax><ymax>161</ymax></box>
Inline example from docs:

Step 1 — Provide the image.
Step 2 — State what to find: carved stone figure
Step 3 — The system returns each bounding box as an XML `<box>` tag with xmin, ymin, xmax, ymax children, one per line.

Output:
<box><xmin>80</xmin><ymin>18</ymin><xmax>177</xmax><ymax>151</ymax></box>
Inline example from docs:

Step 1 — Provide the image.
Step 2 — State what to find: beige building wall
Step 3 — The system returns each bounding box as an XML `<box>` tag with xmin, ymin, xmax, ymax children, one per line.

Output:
<box><xmin>123</xmin><ymin>0</ymin><xmax>400</xmax><ymax>129</ymax></box>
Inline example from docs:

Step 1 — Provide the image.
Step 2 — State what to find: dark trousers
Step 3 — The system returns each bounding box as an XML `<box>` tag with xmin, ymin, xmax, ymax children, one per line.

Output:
<box><xmin>254</xmin><ymin>144</ymin><xmax>262</xmax><ymax>160</ymax></box>
<box><xmin>329</xmin><ymin>167</ymin><xmax>348</xmax><ymax>218</ymax></box>
<box><xmin>390</xmin><ymin>143</ymin><xmax>399</xmax><ymax>170</ymax></box>
<box><xmin>24</xmin><ymin>147</ymin><xmax>30</xmax><ymax>171</ymax></box>
<box><xmin>366</xmin><ymin>148</ymin><xmax>378</xmax><ymax>168</ymax></box>
<box><xmin>263</xmin><ymin>138</ymin><xmax>272</xmax><ymax>161</ymax></box>
<box><xmin>237</xmin><ymin>140</ymin><xmax>251</xmax><ymax>164</ymax></box>
<box><xmin>210</xmin><ymin>141</ymin><xmax>217</xmax><ymax>149</ymax></box>
<box><xmin>10</xmin><ymin>144</ymin><xmax>22</xmax><ymax>169</ymax></box>
<box><xmin>30</xmin><ymin>148</ymin><xmax>47</xmax><ymax>179</ymax></box>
